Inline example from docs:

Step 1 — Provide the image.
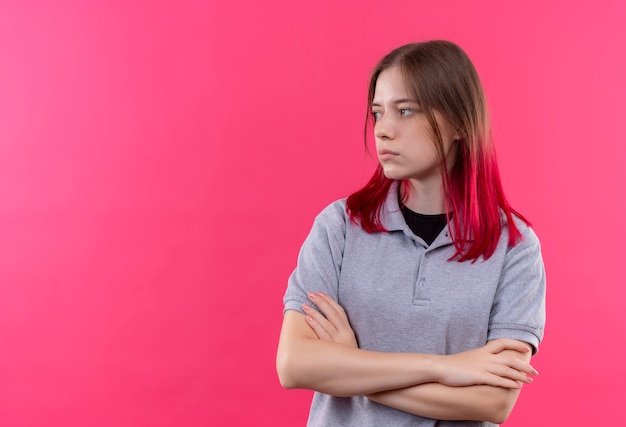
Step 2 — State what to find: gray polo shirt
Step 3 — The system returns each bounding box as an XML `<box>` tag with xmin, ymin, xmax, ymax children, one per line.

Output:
<box><xmin>283</xmin><ymin>181</ymin><xmax>546</xmax><ymax>426</ymax></box>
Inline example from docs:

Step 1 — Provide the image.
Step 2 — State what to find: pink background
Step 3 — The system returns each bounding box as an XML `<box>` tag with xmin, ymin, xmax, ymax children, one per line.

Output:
<box><xmin>1</xmin><ymin>0</ymin><xmax>625</xmax><ymax>425</ymax></box>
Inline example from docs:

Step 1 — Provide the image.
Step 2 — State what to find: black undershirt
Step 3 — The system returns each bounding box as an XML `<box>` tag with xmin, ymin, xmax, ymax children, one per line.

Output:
<box><xmin>400</xmin><ymin>205</ymin><xmax>448</xmax><ymax>246</ymax></box>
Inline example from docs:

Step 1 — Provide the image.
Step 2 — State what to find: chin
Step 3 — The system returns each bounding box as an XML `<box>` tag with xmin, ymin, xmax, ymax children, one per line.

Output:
<box><xmin>381</xmin><ymin>167</ymin><xmax>407</xmax><ymax>181</ymax></box>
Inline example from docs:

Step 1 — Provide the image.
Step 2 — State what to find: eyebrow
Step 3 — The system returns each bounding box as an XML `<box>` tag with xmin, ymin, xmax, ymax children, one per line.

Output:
<box><xmin>371</xmin><ymin>98</ymin><xmax>420</xmax><ymax>107</ymax></box>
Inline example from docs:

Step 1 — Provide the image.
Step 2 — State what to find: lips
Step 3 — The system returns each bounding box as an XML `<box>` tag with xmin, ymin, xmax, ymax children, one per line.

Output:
<box><xmin>378</xmin><ymin>149</ymin><xmax>399</xmax><ymax>160</ymax></box>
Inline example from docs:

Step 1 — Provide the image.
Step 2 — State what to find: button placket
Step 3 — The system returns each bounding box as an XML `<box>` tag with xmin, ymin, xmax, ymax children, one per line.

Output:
<box><xmin>413</xmin><ymin>252</ymin><xmax>430</xmax><ymax>306</ymax></box>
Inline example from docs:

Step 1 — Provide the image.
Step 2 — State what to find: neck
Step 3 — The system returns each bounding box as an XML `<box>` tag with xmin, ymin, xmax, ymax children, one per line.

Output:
<box><xmin>401</xmin><ymin>178</ymin><xmax>447</xmax><ymax>215</ymax></box>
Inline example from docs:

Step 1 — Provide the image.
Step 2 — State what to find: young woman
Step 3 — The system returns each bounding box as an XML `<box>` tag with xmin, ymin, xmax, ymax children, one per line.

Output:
<box><xmin>276</xmin><ymin>40</ymin><xmax>546</xmax><ymax>426</ymax></box>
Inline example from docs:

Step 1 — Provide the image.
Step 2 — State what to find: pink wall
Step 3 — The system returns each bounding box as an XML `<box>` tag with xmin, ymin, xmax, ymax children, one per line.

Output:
<box><xmin>1</xmin><ymin>0</ymin><xmax>624</xmax><ymax>425</ymax></box>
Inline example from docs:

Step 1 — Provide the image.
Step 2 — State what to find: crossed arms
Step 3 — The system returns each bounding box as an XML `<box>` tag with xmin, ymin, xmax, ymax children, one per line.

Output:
<box><xmin>276</xmin><ymin>292</ymin><xmax>537</xmax><ymax>424</ymax></box>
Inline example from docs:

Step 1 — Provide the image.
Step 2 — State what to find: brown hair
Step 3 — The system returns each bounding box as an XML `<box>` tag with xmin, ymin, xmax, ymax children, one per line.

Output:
<box><xmin>366</xmin><ymin>40</ymin><xmax>489</xmax><ymax>177</ymax></box>
<box><xmin>348</xmin><ymin>40</ymin><xmax>528</xmax><ymax>261</ymax></box>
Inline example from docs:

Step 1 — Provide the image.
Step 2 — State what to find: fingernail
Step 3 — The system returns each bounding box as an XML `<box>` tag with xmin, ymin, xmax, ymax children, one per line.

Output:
<box><xmin>302</xmin><ymin>304</ymin><xmax>311</xmax><ymax>311</ymax></box>
<box><xmin>533</xmin><ymin>369</ymin><xmax>539</xmax><ymax>376</ymax></box>
<box><xmin>317</xmin><ymin>292</ymin><xmax>325</xmax><ymax>297</ymax></box>
<box><xmin>307</xmin><ymin>292</ymin><xmax>316</xmax><ymax>299</ymax></box>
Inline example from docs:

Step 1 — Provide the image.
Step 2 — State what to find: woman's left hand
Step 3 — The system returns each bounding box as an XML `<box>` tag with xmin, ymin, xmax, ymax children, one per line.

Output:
<box><xmin>302</xmin><ymin>292</ymin><xmax>358</xmax><ymax>349</ymax></box>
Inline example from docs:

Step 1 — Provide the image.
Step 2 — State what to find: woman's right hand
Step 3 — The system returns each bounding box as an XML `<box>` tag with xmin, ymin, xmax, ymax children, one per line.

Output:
<box><xmin>436</xmin><ymin>339</ymin><xmax>538</xmax><ymax>389</ymax></box>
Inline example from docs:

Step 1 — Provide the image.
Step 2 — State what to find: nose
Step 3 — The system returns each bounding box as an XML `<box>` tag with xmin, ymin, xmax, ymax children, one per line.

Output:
<box><xmin>374</xmin><ymin>114</ymin><xmax>394</xmax><ymax>140</ymax></box>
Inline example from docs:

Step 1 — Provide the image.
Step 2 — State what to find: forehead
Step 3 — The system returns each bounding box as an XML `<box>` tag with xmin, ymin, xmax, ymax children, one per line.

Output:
<box><xmin>373</xmin><ymin>66</ymin><xmax>414</xmax><ymax>101</ymax></box>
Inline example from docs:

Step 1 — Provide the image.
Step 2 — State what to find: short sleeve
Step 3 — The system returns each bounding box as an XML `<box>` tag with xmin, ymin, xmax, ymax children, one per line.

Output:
<box><xmin>487</xmin><ymin>226</ymin><xmax>546</xmax><ymax>354</ymax></box>
<box><xmin>283</xmin><ymin>201</ymin><xmax>347</xmax><ymax>315</ymax></box>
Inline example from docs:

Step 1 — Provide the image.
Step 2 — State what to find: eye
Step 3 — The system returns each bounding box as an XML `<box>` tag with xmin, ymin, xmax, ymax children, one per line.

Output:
<box><xmin>400</xmin><ymin>108</ymin><xmax>413</xmax><ymax>116</ymax></box>
<box><xmin>371</xmin><ymin>111</ymin><xmax>382</xmax><ymax>121</ymax></box>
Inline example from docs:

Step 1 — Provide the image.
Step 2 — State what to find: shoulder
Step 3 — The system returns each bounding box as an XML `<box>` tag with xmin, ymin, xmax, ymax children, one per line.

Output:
<box><xmin>498</xmin><ymin>214</ymin><xmax>542</xmax><ymax>264</ymax></box>
<box><xmin>501</xmin><ymin>212</ymin><xmax>541</xmax><ymax>252</ymax></box>
<box><xmin>302</xmin><ymin>198</ymin><xmax>350</xmax><ymax>246</ymax></box>
<box><xmin>314</xmin><ymin>198</ymin><xmax>349</xmax><ymax>228</ymax></box>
